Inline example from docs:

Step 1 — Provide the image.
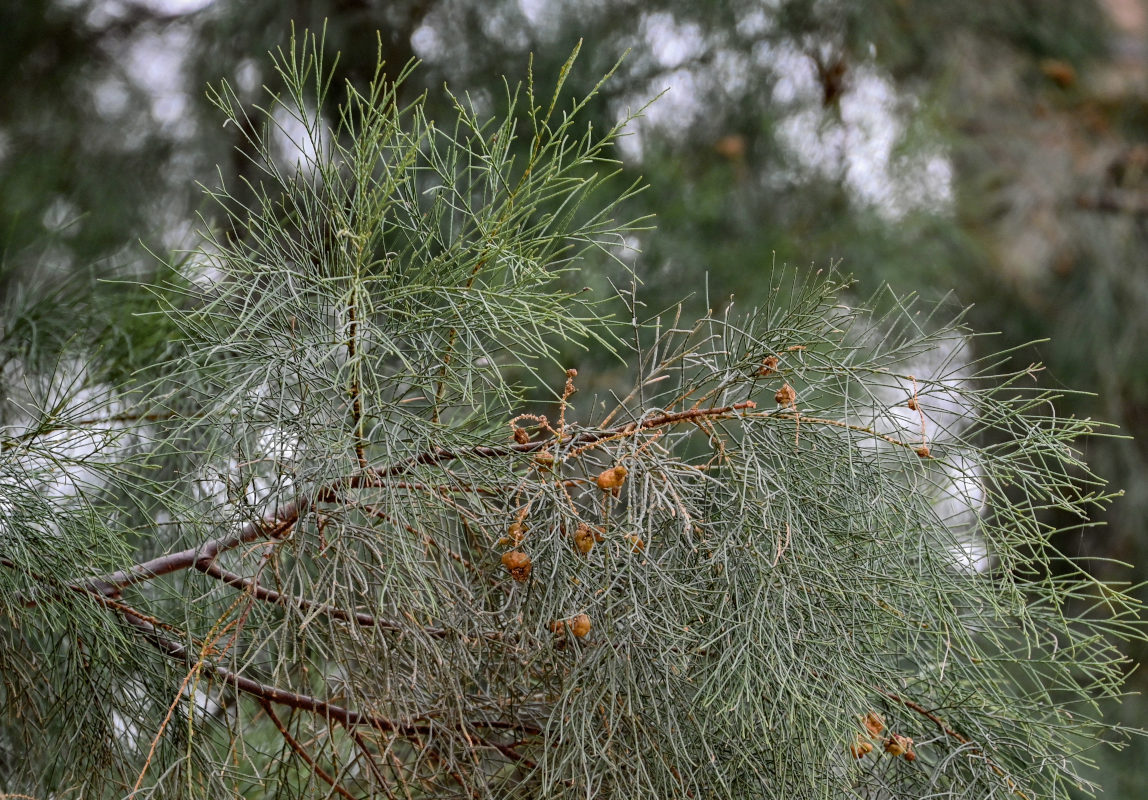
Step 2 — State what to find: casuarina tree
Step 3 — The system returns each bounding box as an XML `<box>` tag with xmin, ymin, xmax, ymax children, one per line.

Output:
<box><xmin>0</xmin><ymin>31</ymin><xmax>1139</xmax><ymax>799</ymax></box>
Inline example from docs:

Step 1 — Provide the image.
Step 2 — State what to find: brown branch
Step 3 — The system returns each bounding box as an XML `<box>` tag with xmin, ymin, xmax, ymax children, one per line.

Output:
<box><xmin>83</xmin><ymin>499</ymin><xmax>306</xmax><ymax>597</ymax></box>
<box><xmin>12</xmin><ymin>398</ymin><xmax>763</xmax><ymax>633</ymax></box>
<box><xmin>263</xmin><ymin>700</ymin><xmax>359</xmax><ymax>800</ymax></box>
<box><xmin>47</xmin><ymin>400</ymin><xmax>758</xmax><ymax>602</ymax></box>
<box><xmin>192</xmin><ymin>560</ymin><xmax>520</xmax><ymax>645</ymax></box>
<box><xmin>371</xmin><ymin>400</ymin><xmax>761</xmax><ymax>481</ymax></box>
<box><xmin>197</xmin><ymin>560</ymin><xmax>387</xmax><ymax>630</ymax></box>
<box><xmin>107</xmin><ymin>597</ymin><xmax>542</xmax><ymax>743</ymax></box>
<box><xmin>23</xmin><ymin>391</ymin><xmax>912</xmax><ymax>611</ymax></box>
<box><xmin>344</xmin><ymin>724</ymin><xmax>399</xmax><ymax>799</ymax></box>
<box><xmin>874</xmin><ymin>686</ymin><xmax>1029</xmax><ymax>799</ymax></box>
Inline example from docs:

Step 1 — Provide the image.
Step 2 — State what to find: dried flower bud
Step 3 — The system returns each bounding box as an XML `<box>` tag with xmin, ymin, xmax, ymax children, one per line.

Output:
<box><xmin>883</xmin><ymin>734</ymin><xmax>912</xmax><ymax>757</ymax></box>
<box><xmin>915</xmin><ymin>445</ymin><xmax>931</xmax><ymax>459</ymax></box>
<box><xmin>596</xmin><ymin>465</ymin><xmax>628</xmax><ymax>495</ymax></box>
<box><xmin>507</xmin><ymin>521</ymin><xmax>527</xmax><ymax>545</ymax></box>
<box><xmin>566</xmin><ymin>368</ymin><xmax>578</xmax><ymax>378</ymax></box>
<box><xmin>775</xmin><ymin>383</ymin><xmax>796</xmax><ymax>406</ymax></box>
<box><xmin>906</xmin><ymin>397</ymin><xmax>919</xmax><ymax>411</ymax></box>
<box><xmin>573</xmin><ymin>523</ymin><xmax>596</xmax><ymax>555</ymax></box>
<box><xmin>903</xmin><ymin>748</ymin><xmax>917</xmax><ymax>762</ymax></box>
<box><xmin>501</xmin><ymin>551</ymin><xmax>532</xmax><ymax>582</ymax></box>
<box><xmin>624</xmin><ymin>533</ymin><xmax>645</xmax><ymax>552</ymax></box>
<box><xmin>535</xmin><ymin>452</ymin><xmax>555</xmax><ymax>471</ymax></box>
<box><xmin>549</xmin><ymin>619</ymin><xmax>565</xmax><ymax>634</ymax></box>
<box><xmin>849</xmin><ymin>736</ymin><xmax>873</xmax><ymax>758</ymax></box>
<box><xmin>513</xmin><ymin>427</ymin><xmax>530</xmax><ymax>444</ymax></box>
<box><xmin>757</xmin><ymin>355</ymin><xmax>780</xmax><ymax>377</ymax></box>
<box><xmin>570</xmin><ymin>613</ymin><xmax>592</xmax><ymax>638</ymax></box>
<box><xmin>862</xmin><ymin>711</ymin><xmax>885</xmax><ymax>738</ymax></box>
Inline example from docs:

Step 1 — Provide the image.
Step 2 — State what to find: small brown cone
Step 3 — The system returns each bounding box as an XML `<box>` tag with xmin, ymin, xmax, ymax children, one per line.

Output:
<box><xmin>573</xmin><ymin>523</ymin><xmax>596</xmax><ymax>555</ymax></box>
<box><xmin>883</xmin><ymin>734</ymin><xmax>912</xmax><ymax>757</ymax></box>
<box><xmin>570</xmin><ymin>614</ymin><xmax>592</xmax><ymax>638</ymax></box>
<box><xmin>775</xmin><ymin>383</ymin><xmax>796</xmax><ymax>406</ymax></box>
<box><xmin>596</xmin><ymin>465</ymin><xmax>628</xmax><ymax>495</ymax></box>
<box><xmin>862</xmin><ymin>711</ymin><xmax>885</xmax><ymax>738</ymax></box>
<box><xmin>849</xmin><ymin>737</ymin><xmax>874</xmax><ymax>759</ymax></box>
<box><xmin>501</xmin><ymin>551</ymin><xmax>532</xmax><ymax>582</ymax></box>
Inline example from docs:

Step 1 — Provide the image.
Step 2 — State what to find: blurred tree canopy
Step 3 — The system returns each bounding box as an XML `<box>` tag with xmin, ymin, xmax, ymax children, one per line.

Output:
<box><xmin>4</xmin><ymin>0</ymin><xmax>1148</xmax><ymax>793</ymax></box>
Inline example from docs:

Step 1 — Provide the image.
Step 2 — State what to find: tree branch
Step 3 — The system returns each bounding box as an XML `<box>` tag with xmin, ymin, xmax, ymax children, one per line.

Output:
<box><xmin>107</xmin><ymin>597</ymin><xmax>542</xmax><ymax>743</ymax></box>
<box><xmin>261</xmin><ymin>700</ymin><xmax>360</xmax><ymax>800</ymax></box>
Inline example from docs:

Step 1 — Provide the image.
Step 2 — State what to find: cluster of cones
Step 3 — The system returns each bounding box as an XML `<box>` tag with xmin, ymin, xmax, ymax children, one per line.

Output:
<box><xmin>850</xmin><ymin>712</ymin><xmax>916</xmax><ymax>762</ymax></box>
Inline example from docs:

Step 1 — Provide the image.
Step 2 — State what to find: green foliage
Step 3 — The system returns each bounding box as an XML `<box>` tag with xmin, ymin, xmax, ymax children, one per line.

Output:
<box><xmin>0</xmin><ymin>30</ymin><xmax>1141</xmax><ymax>800</ymax></box>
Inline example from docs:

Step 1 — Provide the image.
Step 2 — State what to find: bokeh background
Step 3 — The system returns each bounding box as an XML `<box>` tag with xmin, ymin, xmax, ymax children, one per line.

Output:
<box><xmin>4</xmin><ymin>0</ymin><xmax>1148</xmax><ymax>793</ymax></box>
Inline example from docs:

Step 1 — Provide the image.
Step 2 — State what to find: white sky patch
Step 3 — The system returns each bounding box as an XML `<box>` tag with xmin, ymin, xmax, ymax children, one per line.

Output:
<box><xmin>776</xmin><ymin>62</ymin><xmax>953</xmax><ymax>219</ymax></box>
<box><xmin>607</xmin><ymin>26</ymin><xmax>953</xmax><ymax>219</ymax></box>
<box><xmin>4</xmin><ymin>362</ymin><xmax>135</xmax><ymax>506</ymax></box>
<box><xmin>613</xmin><ymin>67</ymin><xmax>705</xmax><ymax>162</ymax></box>
<box><xmin>518</xmin><ymin>0</ymin><xmax>558</xmax><ymax>31</ymax></box>
<box><xmin>871</xmin><ymin>334</ymin><xmax>977</xmax><ymax>446</ymax></box>
<box><xmin>257</xmin><ymin>425</ymin><xmax>302</xmax><ymax>466</ymax></box>
<box><xmin>127</xmin><ymin>0</ymin><xmax>216</xmax><ymax>12</ymax></box>
<box><xmin>946</xmin><ymin>535</ymin><xmax>991</xmax><ymax>574</ymax></box>
<box><xmin>235</xmin><ymin>58</ymin><xmax>262</xmax><ymax>97</ymax></box>
<box><xmin>642</xmin><ymin>12</ymin><xmax>705</xmax><ymax>70</ymax></box>
<box><xmin>736</xmin><ymin>7</ymin><xmax>775</xmax><ymax>38</ymax></box>
<box><xmin>124</xmin><ymin>27</ymin><xmax>196</xmax><ymax>138</ymax></box>
<box><xmin>766</xmin><ymin>43</ymin><xmax>819</xmax><ymax>105</ymax></box>
<box><xmin>411</xmin><ymin>23</ymin><xmax>445</xmax><ymax>61</ymax></box>
<box><xmin>861</xmin><ymin>335</ymin><xmax>992</xmax><ymax>573</ymax></box>
<box><xmin>93</xmin><ymin>75</ymin><xmax>131</xmax><ymax>118</ymax></box>
<box><xmin>713</xmin><ymin>48</ymin><xmax>752</xmax><ymax>97</ymax></box>
<box><xmin>269</xmin><ymin>103</ymin><xmax>330</xmax><ymax>177</ymax></box>
<box><xmin>42</xmin><ymin>196</ymin><xmax>82</xmax><ymax>236</ymax></box>
<box><xmin>935</xmin><ymin>455</ymin><xmax>987</xmax><ymax>527</ymax></box>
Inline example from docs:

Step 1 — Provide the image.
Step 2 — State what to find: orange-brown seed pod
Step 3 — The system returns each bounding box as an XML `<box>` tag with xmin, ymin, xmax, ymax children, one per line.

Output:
<box><xmin>849</xmin><ymin>737</ymin><xmax>873</xmax><ymax>758</ymax></box>
<box><xmin>573</xmin><ymin>523</ymin><xmax>596</xmax><ymax>555</ymax></box>
<box><xmin>883</xmin><ymin>734</ymin><xmax>911</xmax><ymax>757</ymax></box>
<box><xmin>915</xmin><ymin>445</ymin><xmax>931</xmax><ymax>459</ymax></box>
<box><xmin>513</xmin><ymin>427</ymin><xmax>530</xmax><ymax>444</ymax></box>
<box><xmin>507</xmin><ymin>521</ymin><xmax>527</xmax><ymax>545</ymax></box>
<box><xmin>903</xmin><ymin>747</ymin><xmax>917</xmax><ymax>762</ymax></box>
<box><xmin>862</xmin><ymin>711</ymin><xmax>885</xmax><ymax>738</ymax></box>
<box><xmin>596</xmin><ymin>465</ymin><xmax>628</xmax><ymax>495</ymax></box>
<box><xmin>501</xmin><ymin>551</ymin><xmax>532</xmax><ymax>582</ymax></box>
<box><xmin>570</xmin><ymin>613</ymin><xmax>592</xmax><ymax>638</ymax></box>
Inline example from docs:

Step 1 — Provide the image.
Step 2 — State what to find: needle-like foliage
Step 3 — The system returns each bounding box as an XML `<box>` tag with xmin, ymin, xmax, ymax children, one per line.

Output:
<box><xmin>0</xmin><ymin>29</ymin><xmax>1141</xmax><ymax>800</ymax></box>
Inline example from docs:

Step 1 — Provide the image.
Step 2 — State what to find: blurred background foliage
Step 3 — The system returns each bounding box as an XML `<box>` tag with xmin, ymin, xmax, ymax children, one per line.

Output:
<box><xmin>4</xmin><ymin>0</ymin><xmax>1148</xmax><ymax>793</ymax></box>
